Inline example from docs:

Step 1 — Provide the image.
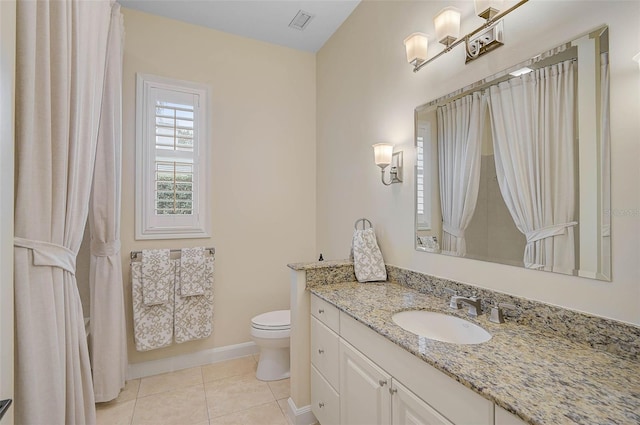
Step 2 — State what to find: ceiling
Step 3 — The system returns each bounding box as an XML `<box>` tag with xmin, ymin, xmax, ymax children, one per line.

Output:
<box><xmin>118</xmin><ymin>0</ymin><xmax>361</xmax><ymax>53</ymax></box>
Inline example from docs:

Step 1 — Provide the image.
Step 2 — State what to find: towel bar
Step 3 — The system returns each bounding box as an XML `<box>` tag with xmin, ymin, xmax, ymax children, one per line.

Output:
<box><xmin>130</xmin><ymin>247</ymin><xmax>215</xmax><ymax>260</ymax></box>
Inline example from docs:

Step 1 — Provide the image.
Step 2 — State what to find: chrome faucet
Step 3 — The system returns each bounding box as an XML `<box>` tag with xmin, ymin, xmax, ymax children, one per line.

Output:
<box><xmin>450</xmin><ymin>295</ymin><xmax>482</xmax><ymax>317</ymax></box>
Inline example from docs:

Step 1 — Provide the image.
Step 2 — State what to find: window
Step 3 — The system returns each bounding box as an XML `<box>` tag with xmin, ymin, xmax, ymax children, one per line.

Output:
<box><xmin>136</xmin><ymin>74</ymin><xmax>210</xmax><ymax>239</ymax></box>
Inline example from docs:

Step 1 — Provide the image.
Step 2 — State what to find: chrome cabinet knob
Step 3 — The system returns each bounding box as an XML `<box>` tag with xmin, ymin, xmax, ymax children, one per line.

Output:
<box><xmin>318</xmin><ymin>309</ymin><xmax>325</xmax><ymax>314</ymax></box>
<box><xmin>318</xmin><ymin>402</ymin><xmax>325</xmax><ymax>408</ymax></box>
<box><xmin>318</xmin><ymin>348</ymin><xmax>324</xmax><ymax>354</ymax></box>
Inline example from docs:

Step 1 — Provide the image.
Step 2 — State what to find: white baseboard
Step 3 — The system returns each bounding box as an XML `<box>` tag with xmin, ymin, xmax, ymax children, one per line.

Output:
<box><xmin>127</xmin><ymin>341</ymin><xmax>259</xmax><ymax>379</ymax></box>
<box><xmin>286</xmin><ymin>397</ymin><xmax>317</xmax><ymax>425</ymax></box>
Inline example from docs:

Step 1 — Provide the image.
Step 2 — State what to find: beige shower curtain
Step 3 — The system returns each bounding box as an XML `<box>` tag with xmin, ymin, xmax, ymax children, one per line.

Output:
<box><xmin>89</xmin><ymin>2</ymin><xmax>127</xmax><ymax>403</ymax></box>
<box><xmin>487</xmin><ymin>60</ymin><xmax>577</xmax><ymax>272</ymax></box>
<box><xmin>437</xmin><ymin>92</ymin><xmax>485</xmax><ymax>256</ymax></box>
<box><xmin>14</xmin><ymin>0</ymin><xmax>117</xmax><ymax>423</ymax></box>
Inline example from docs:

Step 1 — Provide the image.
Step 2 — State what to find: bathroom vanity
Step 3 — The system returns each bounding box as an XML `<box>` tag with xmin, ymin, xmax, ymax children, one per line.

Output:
<box><xmin>289</xmin><ymin>261</ymin><xmax>640</xmax><ymax>425</ymax></box>
<box><xmin>310</xmin><ymin>293</ymin><xmax>500</xmax><ymax>425</ymax></box>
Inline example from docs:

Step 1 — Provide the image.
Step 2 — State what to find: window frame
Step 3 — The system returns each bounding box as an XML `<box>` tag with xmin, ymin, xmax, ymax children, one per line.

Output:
<box><xmin>135</xmin><ymin>73</ymin><xmax>210</xmax><ymax>240</ymax></box>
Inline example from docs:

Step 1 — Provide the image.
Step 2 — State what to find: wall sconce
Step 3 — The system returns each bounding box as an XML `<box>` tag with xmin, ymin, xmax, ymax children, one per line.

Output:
<box><xmin>634</xmin><ymin>52</ymin><xmax>640</xmax><ymax>70</ymax></box>
<box><xmin>373</xmin><ymin>143</ymin><xmax>403</xmax><ymax>186</ymax></box>
<box><xmin>404</xmin><ymin>0</ymin><xmax>528</xmax><ymax>72</ymax></box>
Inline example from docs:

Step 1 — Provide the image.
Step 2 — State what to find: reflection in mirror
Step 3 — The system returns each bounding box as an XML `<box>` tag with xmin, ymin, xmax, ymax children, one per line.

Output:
<box><xmin>415</xmin><ymin>26</ymin><xmax>611</xmax><ymax>281</ymax></box>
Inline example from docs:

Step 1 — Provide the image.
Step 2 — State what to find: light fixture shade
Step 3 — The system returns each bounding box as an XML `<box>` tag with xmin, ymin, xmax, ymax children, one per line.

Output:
<box><xmin>373</xmin><ymin>143</ymin><xmax>394</xmax><ymax>168</ymax></box>
<box><xmin>634</xmin><ymin>51</ymin><xmax>640</xmax><ymax>70</ymax></box>
<box><xmin>403</xmin><ymin>33</ymin><xmax>428</xmax><ymax>66</ymax></box>
<box><xmin>474</xmin><ymin>0</ymin><xmax>503</xmax><ymax>19</ymax></box>
<box><xmin>434</xmin><ymin>7</ymin><xmax>461</xmax><ymax>46</ymax></box>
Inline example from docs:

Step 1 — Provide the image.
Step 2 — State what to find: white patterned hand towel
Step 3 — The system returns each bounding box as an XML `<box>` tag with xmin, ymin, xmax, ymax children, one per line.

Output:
<box><xmin>132</xmin><ymin>261</ymin><xmax>174</xmax><ymax>351</ymax></box>
<box><xmin>352</xmin><ymin>228</ymin><xmax>387</xmax><ymax>282</ymax></box>
<box><xmin>141</xmin><ymin>249</ymin><xmax>173</xmax><ymax>306</ymax></box>
<box><xmin>180</xmin><ymin>247</ymin><xmax>206</xmax><ymax>297</ymax></box>
<box><xmin>175</xmin><ymin>256</ymin><xmax>214</xmax><ymax>343</ymax></box>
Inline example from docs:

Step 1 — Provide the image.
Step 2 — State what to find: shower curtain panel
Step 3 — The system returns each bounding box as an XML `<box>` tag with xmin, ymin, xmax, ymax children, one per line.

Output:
<box><xmin>14</xmin><ymin>0</ymin><xmax>118</xmax><ymax>423</ymax></box>
<box><xmin>437</xmin><ymin>92</ymin><xmax>485</xmax><ymax>256</ymax></box>
<box><xmin>89</xmin><ymin>2</ymin><xmax>127</xmax><ymax>403</ymax></box>
<box><xmin>487</xmin><ymin>60</ymin><xmax>577</xmax><ymax>272</ymax></box>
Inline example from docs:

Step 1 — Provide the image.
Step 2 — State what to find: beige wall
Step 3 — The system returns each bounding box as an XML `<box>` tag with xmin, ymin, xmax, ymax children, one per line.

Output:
<box><xmin>121</xmin><ymin>8</ymin><xmax>316</xmax><ymax>364</ymax></box>
<box><xmin>317</xmin><ymin>1</ymin><xmax>640</xmax><ymax>324</ymax></box>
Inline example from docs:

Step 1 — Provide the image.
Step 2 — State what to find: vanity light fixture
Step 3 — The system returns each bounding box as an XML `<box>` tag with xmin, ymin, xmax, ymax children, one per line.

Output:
<box><xmin>434</xmin><ymin>7</ymin><xmax>461</xmax><ymax>49</ymax></box>
<box><xmin>475</xmin><ymin>0</ymin><xmax>503</xmax><ymax>20</ymax></box>
<box><xmin>405</xmin><ymin>0</ymin><xmax>529</xmax><ymax>72</ymax></box>
<box><xmin>404</xmin><ymin>33</ymin><xmax>429</xmax><ymax>68</ymax></box>
<box><xmin>373</xmin><ymin>143</ymin><xmax>403</xmax><ymax>186</ymax></box>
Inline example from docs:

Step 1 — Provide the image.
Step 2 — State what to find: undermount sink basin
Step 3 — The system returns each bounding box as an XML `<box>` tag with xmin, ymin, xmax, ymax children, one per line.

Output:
<box><xmin>392</xmin><ymin>310</ymin><xmax>492</xmax><ymax>345</ymax></box>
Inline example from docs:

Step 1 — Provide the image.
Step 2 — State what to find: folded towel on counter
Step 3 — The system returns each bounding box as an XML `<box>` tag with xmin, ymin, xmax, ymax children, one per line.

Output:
<box><xmin>141</xmin><ymin>249</ymin><xmax>172</xmax><ymax>306</ymax></box>
<box><xmin>352</xmin><ymin>228</ymin><xmax>387</xmax><ymax>282</ymax></box>
<box><xmin>174</xmin><ymin>256</ymin><xmax>214</xmax><ymax>343</ymax></box>
<box><xmin>179</xmin><ymin>247</ymin><xmax>206</xmax><ymax>297</ymax></box>
<box><xmin>132</xmin><ymin>261</ymin><xmax>174</xmax><ymax>351</ymax></box>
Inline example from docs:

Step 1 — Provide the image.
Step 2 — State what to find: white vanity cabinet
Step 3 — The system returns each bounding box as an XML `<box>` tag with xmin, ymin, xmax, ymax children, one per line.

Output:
<box><xmin>310</xmin><ymin>294</ymin><xmax>495</xmax><ymax>425</ymax></box>
<box><xmin>339</xmin><ymin>338</ymin><xmax>455</xmax><ymax>425</ymax></box>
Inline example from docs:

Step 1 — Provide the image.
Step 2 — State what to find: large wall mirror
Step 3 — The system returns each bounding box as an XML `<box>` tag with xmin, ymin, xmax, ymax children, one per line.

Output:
<box><xmin>414</xmin><ymin>26</ymin><xmax>611</xmax><ymax>281</ymax></box>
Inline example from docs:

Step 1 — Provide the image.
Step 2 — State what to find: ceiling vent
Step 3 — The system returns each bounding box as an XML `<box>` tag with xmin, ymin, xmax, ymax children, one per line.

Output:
<box><xmin>288</xmin><ymin>10</ymin><xmax>314</xmax><ymax>31</ymax></box>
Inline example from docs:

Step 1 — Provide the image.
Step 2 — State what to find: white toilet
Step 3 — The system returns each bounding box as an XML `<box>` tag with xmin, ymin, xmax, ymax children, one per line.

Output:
<box><xmin>250</xmin><ymin>309</ymin><xmax>291</xmax><ymax>381</ymax></box>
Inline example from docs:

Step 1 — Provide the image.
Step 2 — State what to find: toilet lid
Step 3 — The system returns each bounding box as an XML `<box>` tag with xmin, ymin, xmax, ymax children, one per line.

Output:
<box><xmin>251</xmin><ymin>310</ymin><xmax>290</xmax><ymax>330</ymax></box>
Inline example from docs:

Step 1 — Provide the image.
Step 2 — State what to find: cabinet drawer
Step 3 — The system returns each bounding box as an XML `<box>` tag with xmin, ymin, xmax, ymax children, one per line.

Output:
<box><xmin>311</xmin><ymin>294</ymin><xmax>340</xmax><ymax>332</ymax></box>
<box><xmin>311</xmin><ymin>365</ymin><xmax>340</xmax><ymax>425</ymax></box>
<box><xmin>311</xmin><ymin>317</ymin><xmax>340</xmax><ymax>390</ymax></box>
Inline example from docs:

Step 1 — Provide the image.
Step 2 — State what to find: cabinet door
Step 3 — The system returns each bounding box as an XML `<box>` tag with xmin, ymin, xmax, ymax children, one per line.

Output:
<box><xmin>340</xmin><ymin>340</ymin><xmax>391</xmax><ymax>425</ymax></box>
<box><xmin>391</xmin><ymin>380</ymin><xmax>453</xmax><ymax>425</ymax></box>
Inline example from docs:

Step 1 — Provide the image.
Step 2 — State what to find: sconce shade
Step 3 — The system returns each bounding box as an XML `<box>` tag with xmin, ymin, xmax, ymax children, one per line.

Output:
<box><xmin>403</xmin><ymin>33</ymin><xmax>429</xmax><ymax>66</ymax></box>
<box><xmin>434</xmin><ymin>7</ymin><xmax>461</xmax><ymax>46</ymax></box>
<box><xmin>474</xmin><ymin>0</ymin><xmax>503</xmax><ymax>20</ymax></box>
<box><xmin>634</xmin><ymin>52</ymin><xmax>640</xmax><ymax>70</ymax></box>
<box><xmin>373</xmin><ymin>143</ymin><xmax>394</xmax><ymax>168</ymax></box>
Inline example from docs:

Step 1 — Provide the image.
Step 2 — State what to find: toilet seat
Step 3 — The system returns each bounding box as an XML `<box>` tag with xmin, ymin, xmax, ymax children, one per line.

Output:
<box><xmin>251</xmin><ymin>310</ymin><xmax>290</xmax><ymax>331</ymax></box>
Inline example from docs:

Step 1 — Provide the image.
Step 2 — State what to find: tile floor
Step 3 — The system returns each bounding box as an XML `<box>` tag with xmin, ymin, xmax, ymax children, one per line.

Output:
<box><xmin>96</xmin><ymin>355</ymin><xmax>292</xmax><ymax>425</ymax></box>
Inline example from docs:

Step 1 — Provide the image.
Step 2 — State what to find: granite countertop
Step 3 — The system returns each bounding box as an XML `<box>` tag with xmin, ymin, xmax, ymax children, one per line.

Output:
<box><xmin>309</xmin><ymin>281</ymin><xmax>640</xmax><ymax>425</ymax></box>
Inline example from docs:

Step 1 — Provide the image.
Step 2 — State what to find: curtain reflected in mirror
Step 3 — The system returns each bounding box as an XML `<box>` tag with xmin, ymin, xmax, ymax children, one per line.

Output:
<box><xmin>415</xmin><ymin>26</ymin><xmax>611</xmax><ymax>281</ymax></box>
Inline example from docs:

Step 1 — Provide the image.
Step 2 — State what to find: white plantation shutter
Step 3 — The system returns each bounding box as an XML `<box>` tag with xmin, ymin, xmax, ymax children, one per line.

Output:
<box><xmin>416</xmin><ymin>126</ymin><xmax>431</xmax><ymax>230</ymax></box>
<box><xmin>136</xmin><ymin>74</ymin><xmax>210</xmax><ymax>239</ymax></box>
<box><xmin>416</xmin><ymin>136</ymin><xmax>425</xmax><ymax>223</ymax></box>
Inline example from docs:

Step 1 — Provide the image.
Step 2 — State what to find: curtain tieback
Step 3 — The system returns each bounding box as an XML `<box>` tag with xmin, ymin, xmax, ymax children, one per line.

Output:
<box><xmin>14</xmin><ymin>236</ymin><xmax>76</xmax><ymax>274</ymax></box>
<box><xmin>443</xmin><ymin>224</ymin><xmax>465</xmax><ymax>239</ymax></box>
<box><xmin>91</xmin><ymin>239</ymin><xmax>121</xmax><ymax>257</ymax></box>
<box><xmin>525</xmin><ymin>222</ymin><xmax>578</xmax><ymax>244</ymax></box>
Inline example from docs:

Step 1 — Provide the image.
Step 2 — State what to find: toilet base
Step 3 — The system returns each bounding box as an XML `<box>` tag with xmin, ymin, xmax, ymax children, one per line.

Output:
<box><xmin>256</xmin><ymin>346</ymin><xmax>290</xmax><ymax>381</ymax></box>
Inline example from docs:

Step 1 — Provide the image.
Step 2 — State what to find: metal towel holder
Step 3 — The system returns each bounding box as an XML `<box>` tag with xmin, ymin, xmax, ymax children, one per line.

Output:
<box><xmin>354</xmin><ymin>218</ymin><xmax>373</xmax><ymax>230</ymax></box>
